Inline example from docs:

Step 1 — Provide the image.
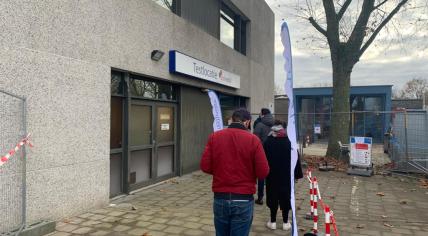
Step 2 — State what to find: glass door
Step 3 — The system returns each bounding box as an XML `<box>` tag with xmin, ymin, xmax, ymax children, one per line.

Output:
<box><xmin>129</xmin><ymin>102</ymin><xmax>154</xmax><ymax>189</ymax></box>
<box><xmin>155</xmin><ymin>105</ymin><xmax>176</xmax><ymax>178</ymax></box>
<box><xmin>128</xmin><ymin>102</ymin><xmax>177</xmax><ymax>190</ymax></box>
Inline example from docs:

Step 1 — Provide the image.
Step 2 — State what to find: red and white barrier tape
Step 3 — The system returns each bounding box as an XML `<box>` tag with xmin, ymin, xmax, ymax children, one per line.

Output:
<box><xmin>0</xmin><ymin>133</ymin><xmax>33</xmax><ymax>167</ymax></box>
<box><xmin>309</xmin><ymin>172</ymin><xmax>314</xmax><ymax>217</ymax></box>
<box><xmin>313</xmin><ymin>176</ymin><xmax>318</xmax><ymax>234</ymax></box>
<box><xmin>305</xmin><ymin>170</ymin><xmax>340</xmax><ymax>236</ymax></box>
<box><xmin>330</xmin><ymin>210</ymin><xmax>339</xmax><ymax>236</ymax></box>
<box><xmin>325</xmin><ymin>205</ymin><xmax>331</xmax><ymax>236</ymax></box>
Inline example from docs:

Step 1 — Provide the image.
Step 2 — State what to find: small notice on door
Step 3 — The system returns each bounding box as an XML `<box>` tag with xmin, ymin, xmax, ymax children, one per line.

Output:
<box><xmin>161</xmin><ymin>123</ymin><xmax>170</xmax><ymax>131</ymax></box>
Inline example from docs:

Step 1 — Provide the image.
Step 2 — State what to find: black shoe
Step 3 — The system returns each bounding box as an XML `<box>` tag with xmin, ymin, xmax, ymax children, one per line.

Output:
<box><xmin>255</xmin><ymin>198</ymin><xmax>263</xmax><ymax>205</ymax></box>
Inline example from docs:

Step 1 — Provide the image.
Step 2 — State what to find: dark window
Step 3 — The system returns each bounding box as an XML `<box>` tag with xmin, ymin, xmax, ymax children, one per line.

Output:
<box><xmin>111</xmin><ymin>97</ymin><xmax>123</xmax><ymax>149</ymax></box>
<box><xmin>129</xmin><ymin>75</ymin><xmax>177</xmax><ymax>101</ymax></box>
<box><xmin>220</xmin><ymin>2</ymin><xmax>247</xmax><ymax>55</ymax></box>
<box><xmin>219</xmin><ymin>93</ymin><xmax>247</xmax><ymax>126</ymax></box>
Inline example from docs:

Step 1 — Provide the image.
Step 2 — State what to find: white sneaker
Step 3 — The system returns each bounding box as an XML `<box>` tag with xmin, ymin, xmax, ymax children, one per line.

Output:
<box><xmin>266</xmin><ymin>221</ymin><xmax>276</xmax><ymax>230</ymax></box>
<box><xmin>283</xmin><ymin>222</ymin><xmax>291</xmax><ymax>230</ymax></box>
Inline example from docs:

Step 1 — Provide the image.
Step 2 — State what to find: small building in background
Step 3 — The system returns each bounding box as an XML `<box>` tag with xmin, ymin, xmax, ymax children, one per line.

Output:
<box><xmin>392</xmin><ymin>99</ymin><xmax>423</xmax><ymax>110</ymax></box>
<box><xmin>274</xmin><ymin>85</ymin><xmax>392</xmax><ymax>143</ymax></box>
<box><xmin>274</xmin><ymin>95</ymin><xmax>289</xmax><ymax>122</ymax></box>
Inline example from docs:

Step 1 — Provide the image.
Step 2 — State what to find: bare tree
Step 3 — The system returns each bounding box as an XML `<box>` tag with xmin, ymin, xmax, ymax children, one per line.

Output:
<box><xmin>277</xmin><ymin>0</ymin><xmax>428</xmax><ymax>157</ymax></box>
<box><xmin>392</xmin><ymin>87</ymin><xmax>402</xmax><ymax>99</ymax></box>
<box><xmin>398</xmin><ymin>77</ymin><xmax>428</xmax><ymax>99</ymax></box>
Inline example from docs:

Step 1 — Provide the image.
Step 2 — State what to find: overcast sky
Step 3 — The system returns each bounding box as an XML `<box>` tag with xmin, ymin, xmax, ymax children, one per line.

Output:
<box><xmin>265</xmin><ymin>0</ymin><xmax>428</xmax><ymax>92</ymax></box>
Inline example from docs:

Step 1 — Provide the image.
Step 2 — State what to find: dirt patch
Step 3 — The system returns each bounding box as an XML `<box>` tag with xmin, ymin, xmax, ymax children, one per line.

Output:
<box><xmin>303</xmin><ymin>154</ymin><xmax>348</xmax><ymax>172</ymax></box>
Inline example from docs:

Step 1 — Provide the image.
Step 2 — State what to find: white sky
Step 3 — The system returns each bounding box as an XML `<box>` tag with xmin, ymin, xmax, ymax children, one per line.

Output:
<box><xmin>265</xmin><ymin>0</ymin><xmax>428</xmax><ymax>91</ymax></box>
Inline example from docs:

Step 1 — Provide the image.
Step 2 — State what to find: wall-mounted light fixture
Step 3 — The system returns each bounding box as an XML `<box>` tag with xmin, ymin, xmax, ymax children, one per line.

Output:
<box><xmin>151</xmin><ymin>50</ymin><xmax>165</xmax><ymax>61</ymax></box>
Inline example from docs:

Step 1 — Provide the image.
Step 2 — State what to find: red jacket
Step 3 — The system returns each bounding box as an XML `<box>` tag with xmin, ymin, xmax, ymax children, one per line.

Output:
<box><xmin>200</xmin><ymin>124</ymin><xmax>270</xmax><ymax>194</ymax></box>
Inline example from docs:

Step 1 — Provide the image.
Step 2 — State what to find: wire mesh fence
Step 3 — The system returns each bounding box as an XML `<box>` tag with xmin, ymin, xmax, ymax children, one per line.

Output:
<box><xmin>251</xmin><ymin>110</ymin><xmax>427</xmax><ymax>174</ymax></box>
<box><xmin>0</xmin><ymin>90</ymin><xmax>27</xmax><ymax>234</ymax></box>
<box><xmin>389</xmin><ymin>110</ymin><xmax>428</xmax><ymax>174</ymax></box>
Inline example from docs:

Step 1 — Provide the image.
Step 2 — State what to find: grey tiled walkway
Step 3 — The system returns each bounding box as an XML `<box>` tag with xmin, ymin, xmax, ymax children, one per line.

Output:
<box><xmin>49</xmin><ymin>171</ymin><xmax>428</xmax><ymax>236</ymax></box>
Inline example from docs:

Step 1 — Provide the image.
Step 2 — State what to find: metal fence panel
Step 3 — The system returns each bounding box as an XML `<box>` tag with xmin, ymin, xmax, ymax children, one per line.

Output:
<box><xmin>0</xmin><ymin>90</ymin><xmax>26</xmax><ymax>233</ymax></box>
<box><xmin>252</xmin><ymin>110</ymin><xmax>427</xmax><ymax>174</ymax></box>
<box><xmin>390</xmin><ymin>111</ymin><xmax>428</xmax><ymax>174</ymax></box>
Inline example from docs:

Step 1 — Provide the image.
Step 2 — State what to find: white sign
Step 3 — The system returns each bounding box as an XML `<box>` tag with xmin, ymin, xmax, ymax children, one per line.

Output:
<box><xmin>207</xmin><ymin>90</ymin><xmax>224</xmax><ymax>132</ymax></box>
<box><xmin>161</xmin><ymin>124</ymin><xmax>170</xmax><ymax>131</ymax></box>
<box><xmin>169</xmin><ymin>50</ymin><xmax>240</xmax><ymax>89</ymax></box>
<box><xmin>350</xmin><ymin>136</ymin><xmax>372</xmax><ymax>167</ymax></box>
<box><xmin>314</xmin><ymin>125</ymin><xmax>321</xmax><ymax>134</ymax></box>
<box><xmin>281</xmin><ymin>21</ymin><xmax>298</xmax><ymax>236</ymax></box>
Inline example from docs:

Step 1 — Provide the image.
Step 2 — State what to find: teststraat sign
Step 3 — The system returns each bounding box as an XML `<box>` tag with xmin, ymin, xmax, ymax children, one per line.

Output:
<box><xmin>169</xmin><ymin>50</ymin><xmax>240</xmax><ymax>89</ymax></box>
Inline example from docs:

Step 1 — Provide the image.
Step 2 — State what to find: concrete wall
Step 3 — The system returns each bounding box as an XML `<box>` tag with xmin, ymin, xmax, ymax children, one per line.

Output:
<box><xmin>179</xmin><ymin>86</ymin><xmax>213</xmax><ymax>174</ymax></box>
<box><xmin>0</xmin><ymin>0</ymin><xmax>274</xmax><ymax>109</ymax></box>
<box><xmin>274</xmin><ymin>96</ymin><xmax>289</xmax><ymax>122</ymax></box>
<box><xmin>231</xmin><ymin>0</ymin><xmax>275</xmax><ymax>111</ymax></box>
<box><xmin>180</xmin><ymin>0</ymin><xmax>221</xmax><ymax>38</ymax></box>
<box><xmin>0</xmin><ymin>0</ymin><xmax>274</xmax><ymax>225</ymax></box>
<box><xmin>0</xmin><ymin>46</ymin><xmax>110</xmax><ymax>225</ymax></box>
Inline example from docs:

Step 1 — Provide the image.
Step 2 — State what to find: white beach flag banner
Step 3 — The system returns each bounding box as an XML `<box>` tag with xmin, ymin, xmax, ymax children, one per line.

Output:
<box><xmin>281</xmin><ymin>21</ymin><xmax>299</xmax><ymax>236</ymax></box>
<box><xmin>207</xmin><ymin>90</ymin><xmax>224</xmax><ymax>132</ymax></box>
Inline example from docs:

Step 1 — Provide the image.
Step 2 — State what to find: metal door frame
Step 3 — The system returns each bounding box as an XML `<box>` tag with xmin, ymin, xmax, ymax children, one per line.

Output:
<box><xmin>128</xmin><ymin>100</ymin><xmax>178</xmax><ymax>192</ymax></box>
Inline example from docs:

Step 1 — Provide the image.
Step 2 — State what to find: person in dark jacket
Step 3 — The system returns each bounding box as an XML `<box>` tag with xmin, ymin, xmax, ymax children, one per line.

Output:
<box><xmin>201</xmin><ymin>108</ymin><xmax>270</xmax><ymax>236</ymax></box>
<box><xmin>253</xmin><ymin>116</ymin><xmax>261</xmax><ymax>130</ymax></box>
<box><xmin>263</xmin><ymin>120</ymin><xmax>292</xmax><ymax>231</ymax></box>
<box><xmin>254</xmin><ymin>108</ymin><xmax>274</xmax><ymax>143</ymax></box>
<box><xmin>253</xmin><ymin>108</ymin><xmax>274</xmax><ymax>205</ymax></box>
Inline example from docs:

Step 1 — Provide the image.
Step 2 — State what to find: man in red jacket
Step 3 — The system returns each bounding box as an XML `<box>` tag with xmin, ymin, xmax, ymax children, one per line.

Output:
<box><xmin>200</xmin><ymin>108</ymin><xmax>270</xmax><ymax>236</ymax></box>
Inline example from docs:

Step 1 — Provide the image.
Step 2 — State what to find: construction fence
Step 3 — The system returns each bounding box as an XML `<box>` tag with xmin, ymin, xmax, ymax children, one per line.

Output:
<box><xmin>0</xmin><ymin>90</ymin><xmax>27</xmax><ymax>234</ymax></box>
<box><xmin>252</xmin><ymin>110</ymin><xmax>428</xmax><ymax>174</ymax></box>
<box><xmin>388</xmin><ymin>110</ymin><xmax>428</xmax><ymax>174</ymax></box>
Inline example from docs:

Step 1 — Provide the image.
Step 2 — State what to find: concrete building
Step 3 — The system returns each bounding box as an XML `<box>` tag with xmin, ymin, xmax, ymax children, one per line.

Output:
<box><xmin>0</xmin><ymin>0</ymin><xmax>274</xmax><ymax>232</ymax></box>
<box><xmin>273</xmin><ymin>95</ymin><xmax>289</xmax><ymax>121</ymax></box>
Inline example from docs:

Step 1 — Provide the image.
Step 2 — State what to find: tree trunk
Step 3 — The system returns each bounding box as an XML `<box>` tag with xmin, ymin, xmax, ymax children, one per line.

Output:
<box><xmin>326</xmin><ymin>62</ymin><xmax>351</xmax><ymax>158</ymax></box>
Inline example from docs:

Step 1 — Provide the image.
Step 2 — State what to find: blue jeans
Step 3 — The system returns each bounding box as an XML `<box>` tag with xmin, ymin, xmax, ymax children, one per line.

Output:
<box><xmin>213</xmin><ymin>198</ymin><xmax>254</xmax><ymax>236</ymax></box>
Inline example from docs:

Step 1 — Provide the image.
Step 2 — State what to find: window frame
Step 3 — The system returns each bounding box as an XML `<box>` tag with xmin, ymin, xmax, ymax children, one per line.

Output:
<box><xmin>219</xmin><ymin>1</ymin><xmax>247</xmax><ymax>55</ymax></box>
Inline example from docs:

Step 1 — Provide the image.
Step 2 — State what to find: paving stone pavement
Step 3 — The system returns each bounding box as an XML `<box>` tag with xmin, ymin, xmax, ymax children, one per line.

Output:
<box><xmin>48</xmin><ymin>171</ymin><xmax>428</xmax><ymax>236</ymax></box>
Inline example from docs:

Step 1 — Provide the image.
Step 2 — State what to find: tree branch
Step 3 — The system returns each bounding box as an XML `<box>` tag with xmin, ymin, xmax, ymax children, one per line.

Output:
<box><xmin>346</xmin><ymin>0</ymin><xmax>375</xmax><ymax>59</ymax></box>
<box><xmin>309</xmin><ymin>17</ymin><xmax>328</xmax><ymax>37</ymax></box>
<box><xmin>322</xmin><ymin>0</ymin><xmax>340</xmax><ymax>43</ymax></box>
<box><xmin>337</xmin><ymin>0</ymin><xmax>353</xmax><ymax>21</ymax></box>
<box><xmin>358</xmin><ymin>0</ymin><xmax>409</xmax><ymax>58</ymax></box>
<box><xmin>374</xmin><ymin>0</ymin><xmax>389</xmax><ymax>10</ymax></box>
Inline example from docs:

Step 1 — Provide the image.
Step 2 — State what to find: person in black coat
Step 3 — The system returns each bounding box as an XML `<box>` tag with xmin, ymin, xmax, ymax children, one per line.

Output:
<box><xmin>263</xmin><ymin>120</ymin><xmax>303</xmax><ymax>231</ymax></box>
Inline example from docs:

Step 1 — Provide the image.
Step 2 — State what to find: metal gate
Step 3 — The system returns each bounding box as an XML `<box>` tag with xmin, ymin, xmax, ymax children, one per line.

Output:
<box><xmin>389</xmin><ymin>110</ymin><xmax>428</xmax><ymax>174</ymax></box>
<box><xmin>0</xmin><ymin>90</ymin><xmax>27</xmax><ymax>234</ymax></box>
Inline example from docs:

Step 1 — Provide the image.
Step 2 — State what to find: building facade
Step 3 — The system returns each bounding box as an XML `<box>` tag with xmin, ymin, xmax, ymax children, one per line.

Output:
<box><xmin>0</xmin><ymin>0</ymin><xmax>274</xmax><ymax>230</ymax></box>
<box><xmin>293</xmin><ymin>85</ymin><xmax>392</xmax><ymax>143</ymax></box>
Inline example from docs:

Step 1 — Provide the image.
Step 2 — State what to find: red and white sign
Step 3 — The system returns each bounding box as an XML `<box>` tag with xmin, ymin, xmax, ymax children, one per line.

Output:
<box><xmin>350</xmin><ymin>136</ymin><xmax>372</xmax><ymax>167</ymax></box>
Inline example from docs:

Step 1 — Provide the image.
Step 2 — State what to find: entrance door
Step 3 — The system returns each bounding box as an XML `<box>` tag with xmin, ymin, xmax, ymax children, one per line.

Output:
<box><xmin>128</xmin><ymin>101</ymin><xmax>176</xmax><ymax>190</ymax></box>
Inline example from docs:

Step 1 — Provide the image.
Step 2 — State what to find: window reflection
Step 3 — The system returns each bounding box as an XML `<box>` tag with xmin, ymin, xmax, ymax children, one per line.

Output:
<box><xmin>129</xmin><ymin>77</ymin><xmax>176</xmax><ymax>101</ymax></box>
<box><xmin>219</xmin><ymin>94</ymin><xmax>246</xmax><ymax>126</ymax></box>
<box><xmin>111</xmin><ymin>72</ymin><xmax>124</xmax><ymax>95</ymax></box>
<box><xmin>220</xmin><ymin>10</ymin><xmax>235</xmax><ymax>49</ymax></box>
<box><xmin>152</xmin><ymin>0</ymin><xmax>174</xmax><ymax>11</ymax></box>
